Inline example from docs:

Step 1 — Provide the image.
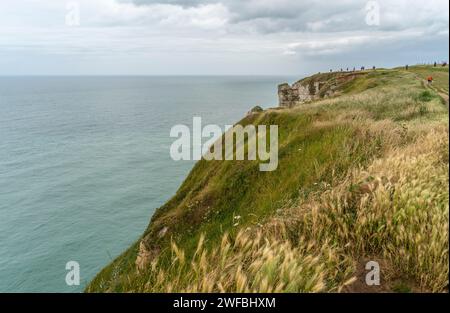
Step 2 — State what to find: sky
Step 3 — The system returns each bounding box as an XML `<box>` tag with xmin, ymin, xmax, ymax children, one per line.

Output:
<box><xmin>0</xmin><ymin>0</ymin><xmax>448</xmax><ymax>75</ymax></box>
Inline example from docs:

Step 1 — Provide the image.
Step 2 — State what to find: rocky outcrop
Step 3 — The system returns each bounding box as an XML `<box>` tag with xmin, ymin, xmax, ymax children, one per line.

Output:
<box><xmin>247</xmin><ymin>105</ymin><xmax>264</xmax><ymax>115</ymax></box>
<box><xmin>278</xmin><ymin>72</ymin><xmax>363</xmax><ymax>108</ymax></box>
<box><xmin>135</xmin><ymin>226</ymin><xmax>168</xmax><ymax>272</ymax></box>
<box><xmin>278</xmin><ymin>80</ymin><xmax>323</xmax><ymax>107</ymax></box>
<box><xmin>278</xmin><ymin>83</ymin><xmax>298</xmax><ymax>108</ymax></box>
<box><xmin>135</xmin><ymin>240</ymin><xmax>154</xmax><ymax>272</ymax></box>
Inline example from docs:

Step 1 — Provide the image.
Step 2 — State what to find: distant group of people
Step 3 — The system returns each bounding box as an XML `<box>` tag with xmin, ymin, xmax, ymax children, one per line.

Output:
<box><xmin>321</xmin><ymin>61</ymin><xmax>447</xmax><ymax>77</ymax></box>
<box><xmin>327</xmin><ymin>65</ymin><xmax>375</xmax><ymax>73</ymax></box>
<box><xmin>405</xmin><ymin>61</ymin><xmax>448</xmax><ymax>70</ymax></box>
<box><xmin>404</xmin><ymin>61</ymin><xmax>448</xmax><ymax>85</ymax></box>
<box><xmin>434</xmin><ymin>61</ymin><xmax>448</xmax><ymax>67</ymax></box>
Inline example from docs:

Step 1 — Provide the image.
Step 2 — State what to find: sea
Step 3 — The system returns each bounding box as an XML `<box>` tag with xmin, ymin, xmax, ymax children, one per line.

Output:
<box><xmin>0</xmin><ymin>76</ymin><xmax>294</xmax><ymax>292</ymax></box>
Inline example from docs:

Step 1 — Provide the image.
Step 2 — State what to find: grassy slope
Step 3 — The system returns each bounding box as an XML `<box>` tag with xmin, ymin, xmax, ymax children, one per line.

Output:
<box><xmin>87</xmin><ymin>66</ymin><xmax>448</xmax><ymax>293</ymax></box>
<box><xmin>405</xmin><ymin>65</ymin><xmax>449</xmax><ymax>94</ymax></box>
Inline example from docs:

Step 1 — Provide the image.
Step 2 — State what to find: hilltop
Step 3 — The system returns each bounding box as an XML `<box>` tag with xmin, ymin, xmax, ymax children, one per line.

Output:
<box><xmin>87</xmin><ymin>65</ymin><xmax>449</xmax><ymax>293</ymax></box>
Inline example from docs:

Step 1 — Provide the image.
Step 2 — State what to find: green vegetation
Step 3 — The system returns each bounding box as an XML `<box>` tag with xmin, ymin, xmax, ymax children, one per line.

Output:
<box><xmin>417</xmin><ymin>90</ymin><xmax>435</xmax><ymax>102</ymax></box>
<box><xmin>87</xmin><ymin>65</ymin><xmax>448</xmax><ymax>293</ymax></box>
<box><xmin>249</xmin><ymin>105</ymin><xmax>264</xmax><ymax>113</ymax></box>
<box><xmin>393</xmin><ymin>282</ymin><xmax>412</xmax><ymax>293</ymax></box>
<box><xmin>406</xmin><ymin>64</ymin><xmax>449</xmax><ymax>94</ymax></box>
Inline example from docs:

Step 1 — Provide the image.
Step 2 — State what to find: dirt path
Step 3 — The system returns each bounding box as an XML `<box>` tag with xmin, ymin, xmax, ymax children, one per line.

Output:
<box><xmin>437</xmin><ymin>90</ymin><xmax>449</xmax><ymax>106</ymax></box>
<box><xmin>426</xmin><ymin>80</ymin><xmax>449</xmax><ymax>105</ymax></box>
<box><xmin>413</xmin><ymin>73</ymin><xmax>449</xmax><ymax>106</ymax></box>
<box><xmin>428</xmin><ymin>84</ymin><xmax>449</xmax><ymax>106</ymax></box>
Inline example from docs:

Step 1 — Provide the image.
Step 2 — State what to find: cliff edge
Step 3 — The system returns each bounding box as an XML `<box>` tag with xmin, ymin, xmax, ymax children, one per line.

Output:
<box><xmin>87</xmin><ymin>65</ymin><xmax>449</xmax><ymax>293</ymax></box>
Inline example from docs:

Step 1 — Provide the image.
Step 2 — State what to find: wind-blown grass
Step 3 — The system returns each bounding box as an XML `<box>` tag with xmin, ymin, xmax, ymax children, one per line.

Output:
<box><xmin>120</xmin><ymin>128</ymin><xmax>447</xmax><ymax>293</ymax></box>
<box><xmin>87</xmin><ymin>65</ymin><xmax>448</xmax><ymax>293</ymax></box>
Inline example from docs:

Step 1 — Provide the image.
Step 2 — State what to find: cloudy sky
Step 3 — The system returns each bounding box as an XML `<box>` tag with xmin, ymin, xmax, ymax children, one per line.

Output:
<box><xmin>0</xmin><ymin>0</ymin><xmax>448</xmax><ymax>75</ymax></box>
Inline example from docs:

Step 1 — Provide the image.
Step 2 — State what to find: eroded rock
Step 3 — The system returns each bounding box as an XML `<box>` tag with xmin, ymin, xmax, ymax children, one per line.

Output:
<box><xmin>158</xmin><ymin>226</ymin><xmax>169</xmax><ymax>238</ymax></box>
<box><xmin>247</xmin><ymin>105</ymin><xmax>263</xmax><ymax>115</ymax></box>
<box><xmin>135</xmin><ymin>240</ymin><xmax>152</xmax><ymax>272</ymax></box>
<box><xmin>278</xmin><ymin>73</ymin><xmax>361</xmax><ymax>107</ymax></box>
<box><xmin>278</xmin><ymin>80</ymin><xmax>322</xmax><ymax>107</ymax></box>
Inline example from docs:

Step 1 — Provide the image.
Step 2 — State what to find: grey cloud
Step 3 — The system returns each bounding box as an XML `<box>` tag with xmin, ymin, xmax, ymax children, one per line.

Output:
<box><xmin>124</xmin><ymin>0</ymin><xmax>448</xmax><ymax>35</ymax></box>
<box><xmin>125</xmin><ymin>0</ymin><xmax>366</xmax><ymax>32</ymax></box>
<box><xmin>0</xmin><ymin>0</ymin><xmax>447</xmax><ymax>75</ymax></box>
<box><xmin>123</xmin><ymin>0</ymin><xmax>217</xmax><ymax>7</ymax></box>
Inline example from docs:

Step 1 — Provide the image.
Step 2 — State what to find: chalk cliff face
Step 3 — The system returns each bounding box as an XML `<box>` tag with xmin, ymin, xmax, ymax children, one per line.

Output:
<box><xmin>278</xmin><ymin>72</ymin><xmax>363</xmax><ymax>107</ymax></box>
<box><xmin>278</xmin><ymin>81</ymin><xmax>323</xmax><ymax>107</ymax></box>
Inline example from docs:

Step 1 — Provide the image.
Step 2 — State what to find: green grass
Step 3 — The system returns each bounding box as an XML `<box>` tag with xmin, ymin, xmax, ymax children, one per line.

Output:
<box><xmin>417</xmin><ymin>90</ymin><xmax>435</xmax><ymax>102</ymax></box>
<box><xmin>393</xmin><ymin>282</ymin><xmax>412</xmax><ymax>293</ymax></box>
<box><xmin>86</xmin><ymin>65</ymin><xmax>448</xmax><ymax>293</ymax></box>
<box><xmin>406</xmin><ymin>65</ymin><xmax>449</xmax><ymax>93</ymax></box>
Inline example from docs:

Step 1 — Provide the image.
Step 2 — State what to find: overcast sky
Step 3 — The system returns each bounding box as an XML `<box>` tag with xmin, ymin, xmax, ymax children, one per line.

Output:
<box><xmin>0</xmin><ymin>0</ymin><xmax>448</xmax><ymax>75</ymax></box>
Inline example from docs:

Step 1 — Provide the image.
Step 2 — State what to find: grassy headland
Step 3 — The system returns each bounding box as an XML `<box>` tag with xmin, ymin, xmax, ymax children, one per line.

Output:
<box><xmin>87</xmin><ymin>65</ymin><xmax>448</xmax><ymax>293</ymax></box>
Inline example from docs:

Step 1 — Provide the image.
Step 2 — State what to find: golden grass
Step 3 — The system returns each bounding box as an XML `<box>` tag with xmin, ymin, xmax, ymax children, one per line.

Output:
<box><xmin>137</xmin><ymin>127</ymin><xmax>448</xmax><ymax>293</ymax></box>
<box><xmin>275</xmin><ymin>128</ymin><xmax>448</xmax><ymax>292</ymax></box>
<box><xmin>140</xmin><ymin>231</ymin><xmax>355</xmax><ymax>292</ymax></box>
<box><xmin>87</xmin><ymin>66</ymin><xmax>449</xmax><ymax>293</ymax></box>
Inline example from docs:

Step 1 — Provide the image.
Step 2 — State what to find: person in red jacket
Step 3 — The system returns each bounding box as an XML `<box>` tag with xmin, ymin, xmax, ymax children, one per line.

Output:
<box><xmin>427</xmin><ymin>76</ymin><xmax>433</xmax><ymax>84</ymax></box>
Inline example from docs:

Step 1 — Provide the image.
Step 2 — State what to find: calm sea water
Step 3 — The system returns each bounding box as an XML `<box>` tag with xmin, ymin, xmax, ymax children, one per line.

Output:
<box><xmin>0</xmin><ymin>76</ymin><xmax>293</xmax><ymax>292</ymax></box>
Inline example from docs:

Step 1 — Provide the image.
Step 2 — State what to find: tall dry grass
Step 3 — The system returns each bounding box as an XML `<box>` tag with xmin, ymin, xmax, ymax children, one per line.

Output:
<box><xmin>87</xmin><ymin>67</ymin><xmax>449</xmax><ymax>293</ymax></box>
<box><xmin>273</xmin><ymin>127</ymin><xmax>449</xmax><ymax>292</ymax></box>
<box><xmin>141</xmin><ymin>230</ymin><xmax>355</xmax><ymax>292</ymax></box>
<box><xmin>140</xmin><ymin>127</ymin><xmax>448</xmax><ymax>292</ymax></box>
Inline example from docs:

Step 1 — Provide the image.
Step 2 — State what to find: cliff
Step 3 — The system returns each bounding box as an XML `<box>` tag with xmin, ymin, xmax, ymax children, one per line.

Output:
<box><xmin>87</xmin><ymin>65</ymin><xmax>449</xmax><ymax>293</ymax></box>
<box><xmin>278</xmin><ymin>71</ymin><xmax>366</xmax><ymax>107</ymax></box>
